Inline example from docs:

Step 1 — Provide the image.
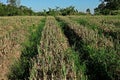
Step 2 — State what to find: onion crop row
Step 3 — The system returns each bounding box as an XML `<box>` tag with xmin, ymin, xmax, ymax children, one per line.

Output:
<box><xmin>69</xmin><ymin>16</ymin><xmax>120</xmax><ymax>55</ymax></box>
<box><xmin>0</xmin><ymin>16</ymin><xmax>44</xmax><ymax>37</ymax></box>
<box><xmin>30</xmin><ymin>16</ymin><xmax>78</xmax><ymax>80</ymax></box>
<box><xmin>69</xmin><ymin>16</ymin><xmax>120</xmax><ymax>40</ymax></box>
<box><xmin>0</xmin><ymin>16</ymin><xmax>44</xmax><ymax>80</ymax></box>
<box><xmin>57</xmin><ymin>16</ymin><xmax>113</xmax><ymax>49</ymax></box>
<box><xmin>56</xmin><ymin>16</ymin><xmax>120</xmax><ymax>80</ymax></box>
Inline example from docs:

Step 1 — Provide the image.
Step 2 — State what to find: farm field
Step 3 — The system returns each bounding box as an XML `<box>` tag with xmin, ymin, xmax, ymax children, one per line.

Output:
<box><xmin>0</xmin><ymin>16</ymin><xmax>120</xmax><ymax>80</ymax></box>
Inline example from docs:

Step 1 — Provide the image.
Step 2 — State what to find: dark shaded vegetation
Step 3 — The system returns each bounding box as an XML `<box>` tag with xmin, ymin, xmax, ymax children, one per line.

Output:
<box><xmin>95</xmin><ymin>0</ymin><xmax>120</xmax><ymax>15</ymax></box>
<box><xmin>56</xmin><ymin>18</ymin><xmax>120</xmax><ymax>80</ymax></box>
<box><xmin>8</xmin><ymin>18</ymin><xmax>46</xmax><ymax>80</ymax></box>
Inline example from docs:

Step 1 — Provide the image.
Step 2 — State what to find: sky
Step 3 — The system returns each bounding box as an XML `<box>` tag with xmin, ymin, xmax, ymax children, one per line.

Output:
<box><xmin>0</xmin><ymin>0</ymin><xmax>101</xmax><ymax>13</ymax></box>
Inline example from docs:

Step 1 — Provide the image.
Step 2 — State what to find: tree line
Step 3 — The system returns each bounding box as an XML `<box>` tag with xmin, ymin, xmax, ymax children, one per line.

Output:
<box><xmin>0</xmin><ymin>0</ymin><xmax>120</xmax><ymax>16</ymax></box>
<box><xmin>37</xmin><ymin>6</ymin><xmax>89</xmax><ymax>16</ymax></box>
<box><xmin>0</xmin><ymin>0</ymin><xmax>91</xmax><ymax>16</ymax></box>
<box><xmin>0</xmin><ymin>2</ymin><xmax>88</xmax><ymax>16</ymax></box>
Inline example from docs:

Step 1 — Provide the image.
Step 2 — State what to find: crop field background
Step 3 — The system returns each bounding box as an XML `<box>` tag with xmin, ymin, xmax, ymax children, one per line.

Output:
<box><xmin>0</xmin><ymin>16</ymin><xmax>120</xmax><ymax>80</ymax></box>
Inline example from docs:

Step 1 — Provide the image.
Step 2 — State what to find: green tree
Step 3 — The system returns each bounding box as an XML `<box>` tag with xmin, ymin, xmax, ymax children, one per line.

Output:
<box><xmin>43</xmin><ymin>9</ymin><xmax>47</xmax><ymax>16</ymax></box>
<box><xmin>7</xmin><ymin>0</ymin><xmax>20</xmax><ymax>7</ymax></box>
<box><xmin>94</xmin><ymin>2</ymin><xmax>106</xmax><ymax>15</ymax></box>
<box><xmin>86</xmin><ymin>8</ymin><xmax>91</xmax><ymax>14</ymax></box>
<box><xmin>103</xmin><ymin>0</ymin><xmax>120</xmax><ymax>10</ymax></box>
<box><xmin>0</xmin><ymin>2</ymin><xmax>35</xmax><ymax>16</ymax></box>
<box><xmin>95</xmin><ymin>0</ymin><xmax>120</xmax><ymax>15</ymax></box>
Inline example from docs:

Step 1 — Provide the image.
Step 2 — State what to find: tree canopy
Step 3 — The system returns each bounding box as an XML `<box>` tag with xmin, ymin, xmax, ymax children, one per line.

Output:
<box><xmin>0</xmin><ymin>2</ymin><xmax>87</xmax><ymax>16</ymax></box>
<box><xmin>86</xmin><ymin>8</ymin><xmax>91</xmax><ymax>14</ymax></box>
<box><xmin>37</xmin><ymin>6</ymin><xmax>86</xmax><ymax>16</ymax></box>
<box><xmin>95</xmin><ymin>0</ymin><xmax>120</xmax><ymax>15</ymax></box>
<box><xmin>0</xmin><ymin>2</ymin><xmax>35</xmax><ymax>16</ymax></box>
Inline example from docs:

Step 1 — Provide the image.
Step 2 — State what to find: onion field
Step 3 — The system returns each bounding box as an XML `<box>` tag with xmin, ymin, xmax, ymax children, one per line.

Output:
<box><xmin>0</xmin><ymin>16</ymin><xmax>120</xmax><ymax>80</ymax></box>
